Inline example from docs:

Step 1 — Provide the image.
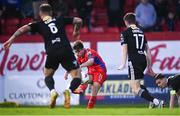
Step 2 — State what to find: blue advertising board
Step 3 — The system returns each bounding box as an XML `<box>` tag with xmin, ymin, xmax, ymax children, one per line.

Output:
<box><xmin>80</xmin><ymin>74</ymin><xmax>171</xmax><ymax>105</ymax></box>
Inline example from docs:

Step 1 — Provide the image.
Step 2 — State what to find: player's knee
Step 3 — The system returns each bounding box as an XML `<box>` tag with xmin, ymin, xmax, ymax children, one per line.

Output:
<box><xmin>92</xmin><ymin>83</ymin><xmax>101</xmax><ymax>96</ymax></box>
<box><xmin>93</xmin><ymin>82</ymin><xmax>101</xmax><ymax>88</ymax></box>
<box><xmin>69</xmin><ymin>68</ymin><xmax>81</xmax><ymax>78</ymax></box>
<box><xmin>132</xmin><ymin>88</ymin><xmax>141</xmax><ymax>95</ymax></box>
<box><xmin>44</xmin><ymin>73</ymin><xmax>51</xmax><ymax>77</ymax></box>
<box><xmin>44</xmin><ymin>69</ymin><xmax>54</xmax><ymax>77</ymax></box>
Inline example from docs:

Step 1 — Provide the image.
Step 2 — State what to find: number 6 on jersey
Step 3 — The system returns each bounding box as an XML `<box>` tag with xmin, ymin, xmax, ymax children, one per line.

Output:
<box><xmin>48</xmin><ymin>23</ymin><xmax>58</xmax><ymax>34</ymax></box>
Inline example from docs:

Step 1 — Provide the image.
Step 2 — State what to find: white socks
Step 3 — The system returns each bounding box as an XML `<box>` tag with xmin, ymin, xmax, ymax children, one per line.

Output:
<box><xmin>153</xmin><ymin>98</ymin><xmax>160</xmax><ymax>106</ymax></box>
<box><xmin>50</xmin><ymin>89</ymin><xmax>56</xmax><ymax>95</ymax></box>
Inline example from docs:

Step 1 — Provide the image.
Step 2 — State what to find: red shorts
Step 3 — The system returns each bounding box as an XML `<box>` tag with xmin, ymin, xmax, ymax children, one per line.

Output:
<box><xmin>90</xmin><ymin>70</ymin><xmax>106</xmax><ymax>86</ymax></box>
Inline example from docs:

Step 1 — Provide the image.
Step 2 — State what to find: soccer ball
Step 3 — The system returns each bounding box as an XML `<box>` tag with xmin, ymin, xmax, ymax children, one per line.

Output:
<box><xmin>81</xmin><ymin>72</ymin><xmax>90</xmax><ymax>84</ymax></box>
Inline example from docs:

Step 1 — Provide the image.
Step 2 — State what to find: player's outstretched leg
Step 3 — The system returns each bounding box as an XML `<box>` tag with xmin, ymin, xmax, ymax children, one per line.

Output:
<box><xmin>45</xmin><ymin>76</ymin><xmax>59</xmax><ymax>108</ymax></box>
<box><xmin>64</xmin><ymin>68</ymin><xmax>82</xmax><ymax>108</ymax></box>
<box><xmin>63</xmin><ymin>90</ymin><xmax>71</xmax><ymax>109</ymax></box>
<box><xmin>138</xmin><ymin>85</ymin><xmax>164</xmax><ymax>108</ymax></box>
<box><xmin>63</xmin><ymin>78</ymin><xmax>81</xmax><ymax>109</ymax></box>
<box><xmin>73</xmin><ymin>83</ymin><xmax>88</xmax><ymax>94</ymax></box>
<box><xmin>49</xmin><ymin>89</ymin><xmax>59</xmax><ymax>108</ymax></box>
<box><xmin>69</xmin><ymin>69</ymin><xmax>82</xmax><ymax>93</ymax></box>
<box><xmin>87</xmin><ymin>96</ymin><xmax>97</xmax><ymax>109</ymax></box>
<box><xmin>44</xmin><ymin>68</ymin><xmax>59</xmax><ymax>108</ymax></box>
<box><xmin>130</xmin><ymin>80</ymin><xmax>164</xmax><ymax>108</ymax></box>
<box><xmin>87</xmin><ymin>82</ymin><xmax>101</xmax><ymax>109</ymax></box>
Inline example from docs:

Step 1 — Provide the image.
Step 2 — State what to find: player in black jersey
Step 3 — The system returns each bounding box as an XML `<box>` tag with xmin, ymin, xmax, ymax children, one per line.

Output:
<box><xmin>3</xmin><ymin>4</ymin><xmax>82</xmax><ymax>108</ymax></box>
<box><xmin>154</xmin><ymin>74</ymin><xmax>180</xmax><ymax>94</ymax></box>
<box><xmin>154</xmin><ymin>74</ymin><xmax>180</xmax><ymax>104</ymax></box>
<box><xmin>118</xmin><ymin>13</ymin><xmax>164</xmax><ymax>108</ymax></box>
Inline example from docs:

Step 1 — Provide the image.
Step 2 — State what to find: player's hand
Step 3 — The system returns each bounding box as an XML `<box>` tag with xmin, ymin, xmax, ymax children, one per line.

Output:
<box><xmin>64</xmin><ymin>72</ymin><xmax>69</xmax><ymax>80</ymax></box>
<box><xmin>117</xmin><ymin>65</ymin><xmax>125</xmax><ymax>70</ymax></box>
<box><xmin>146</xmin><ymin>66</ymin><xmax>156</xmax><ymax>77</ymax></box>
<box><xmin>64</xmin><ymin>75</ymin><xmax>68</xmax><ymax>80</ymax></box>
<box><xmin>3</xmin><ymin>39</ymin><xmax>13</xmax><ymax>50</ymax></box>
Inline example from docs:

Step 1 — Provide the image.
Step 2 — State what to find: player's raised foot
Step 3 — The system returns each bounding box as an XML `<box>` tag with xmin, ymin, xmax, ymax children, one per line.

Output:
<box><xmin>73</xmin><ymin>88</ymin><xmax>84</xmax><ymax>94</ymax></box>
<box><xmin>149</xmin><ymin>102</ymin><xmax>155</xmax><ymax>109</ymax></box>
<box><xmin>49</xmin><ymin>91</ymin><xmax>59</xmax><ymax>108</ymax></box>
<box><xmin>157</xmin><ymin>100</ymin><xmax>165</xmax><ymax>108</ymax></box>
<box><xmin>63</xmin><ymin>90</ymin><xmax>71</xmax><ymax>109</ymax></box>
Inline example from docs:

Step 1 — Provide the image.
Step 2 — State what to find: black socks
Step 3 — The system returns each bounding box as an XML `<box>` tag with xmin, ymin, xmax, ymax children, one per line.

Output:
<box><xmin>69</xmin><ymin>78</ymin><xmax>81</xmax><ymax>93</ymax></box>
<box><xmin>45</xmin><ymin>76</ymin><xmax>81</xmax><ymax>93</ymax></box>
<box><xmin>45</xmin><ymin>76</ymin><xmax>55</xmax><ymax>91</ymax></box>
<box><xmin>138</xmin><ymin>85</ymin><xmax>154</xmax><ymax>102</ymax></box>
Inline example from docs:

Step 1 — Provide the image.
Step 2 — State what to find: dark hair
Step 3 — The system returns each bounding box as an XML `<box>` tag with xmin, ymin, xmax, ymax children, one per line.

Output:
<box><xmin>39</xmin><ymin>3</ymin><xmax>52</xmax><ymax>14</ymax></box>
<box><xmin>123</xmin><ymin>13</ymin><xmax>136</xmax><ymax>24</ymax></box>
<box><xmin>154</xmin><ymin>73</ymin><xmax>165</xmax><ymax>80</ymax></box>
<box><xmin>73</xmin><ymin>40</ymin><xmax>84</xmax><ymax>50</ymax></box>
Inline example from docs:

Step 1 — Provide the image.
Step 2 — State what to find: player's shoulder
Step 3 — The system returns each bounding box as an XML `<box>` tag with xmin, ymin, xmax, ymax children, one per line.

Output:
<box><xmin>86</xmin><ymin>48</ymin><xmax>97</xmax><ymax>55</ymax></box>
<box><xmin>168</xmin><ymin>74</ymin><xmax>180</xmax><ymax>82</ymax></box>
<box><xmin>120</xmin><ymin>28</ymin><xmax>132</xmax><ymax>41</ymax></box>
<box><xmin>174</xmin><ymin>74</ymin><xmax>180</xmax><ymax>77</ymax></box>
<box><xmin>173</xmin><ymin>74</ymin><xmax>180</xmax><ymax>80</ymax></box>
<box><xmin>121</xmin><ymin>27</ymin><xmax>131</xmax><ymax>35</ymax></box>
<box><xmin>86</xmin><ymin>48</ymin><xmax>93</xmax><ymax>54</ymax></box>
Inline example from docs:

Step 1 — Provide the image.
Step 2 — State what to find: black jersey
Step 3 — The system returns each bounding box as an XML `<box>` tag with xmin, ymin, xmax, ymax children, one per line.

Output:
<box><xmin>167</xmin><ymin>74</ymin><xmax>180</xmax><ymax>92</ymax></box>
<box><xmin>121</xmin><ymin>24</ymin><xmax>147</xmax><ymax>59</ymax></box>
<box><xmin>28</xmin><ymin>16</ymin><xmax>73</xmax><ymax>53</ymax></box>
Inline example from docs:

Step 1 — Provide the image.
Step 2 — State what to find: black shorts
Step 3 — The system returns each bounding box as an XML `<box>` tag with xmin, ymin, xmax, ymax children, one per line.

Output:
<box><xmin>45</xmin><ymin>47</ymin><xmax>79</xmax><ymax>71</ymax></box>
<box><xmin>128</xmin><ymin>55</ymin><xmax>147</xmax><ymax>80</ymax></box>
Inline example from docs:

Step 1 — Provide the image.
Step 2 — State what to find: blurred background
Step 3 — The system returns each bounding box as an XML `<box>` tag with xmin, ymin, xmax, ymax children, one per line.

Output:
<box><xmin>0</xmin><ymin>0</ymin><xmax>180</xmax><ymax>107</ymax></box>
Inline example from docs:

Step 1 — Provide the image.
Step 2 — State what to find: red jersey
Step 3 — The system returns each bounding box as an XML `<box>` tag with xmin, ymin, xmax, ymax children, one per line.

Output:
<box><xmin>77</xmin><ymin>48</ymin><xmax>106</xmax><ymax>75</ymax></box>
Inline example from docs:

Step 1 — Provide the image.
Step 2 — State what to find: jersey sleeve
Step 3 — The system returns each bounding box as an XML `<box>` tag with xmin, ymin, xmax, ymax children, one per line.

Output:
<box><xmin>87</xmin><ymin>51</ymin><xmax>94</xmax><ymax>59</ymax></box>
<box><xmin>28</xmin><ymin>22</ymin><xmax>38</xmax><ymax>33</ymax></box>
<box><xmin>120</xmin><ymin>32</ymin><xmax>128</xmax><ymax>45</ymax></box>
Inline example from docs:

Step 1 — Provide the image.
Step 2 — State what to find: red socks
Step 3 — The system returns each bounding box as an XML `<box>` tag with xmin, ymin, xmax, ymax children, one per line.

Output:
<box><xmin>79</xmin><ymin>84</ymin><xmax>88</xmax><ymax>91</ymax></box>
<box><xmin>87</xmin><ymin>96</ymin><xmax>97</xmax><ymax>109</ymax></box>
<box><xmin>73</xmin><ymin>84</ymin><xmax>88</xmax><ymax>94</ymax></box>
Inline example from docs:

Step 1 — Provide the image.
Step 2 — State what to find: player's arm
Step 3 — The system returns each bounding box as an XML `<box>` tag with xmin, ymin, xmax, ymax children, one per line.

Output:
<box><xmin>64</xmin><ymin>72</ymin><xmax>69</xmax><ymax>80</ymax></box>
<box><xmin>169</xmin><ymin>90</ymin><xmax>176</xmax><ymax>108</ymax></box>
<box><xmin>80</xmin><ymin>58</ymin><xmax>94</xmax><ymax>68</ymax></box>
<box><xmin>118</xmin><ymin>44</ymin><xmax>128</xmax><ymax>70</ymax></box>
<box><xmin>145</xmin><ymin>43</ymin><xmax>151</xmax><ymax>66</ymax></box>
<box><xmin>144</xmin><ymin>43</ymin><xmax>156</xmax><ymax>76</ymax></box>
<box><xmin>73</xmin><ymin>17</ymin><xmax>82</xmax><ymax>40</ymax></box>
<box><xmin>3</xmin><ymin>25</ymin><xmax>31</xmax><ymax>50</ymax></box>
<box><xmin>177</xmin><ymin>90</ymin><xmax>180</xmax><ymax>107</ymax></box>
<box><xmin>118</xmin><ymin>33</ymin><xmax>128</xmax><ymax>70</ymax></box>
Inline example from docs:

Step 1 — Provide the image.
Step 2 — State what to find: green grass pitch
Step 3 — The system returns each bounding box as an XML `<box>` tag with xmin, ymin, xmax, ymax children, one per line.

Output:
<box><xmin>0</xmin><ymin>105</ymin><xmax>180</xmax><ymax>115</ymax></box>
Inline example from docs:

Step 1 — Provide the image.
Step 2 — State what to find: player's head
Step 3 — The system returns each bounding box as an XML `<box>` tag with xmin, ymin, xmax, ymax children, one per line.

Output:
<box><xmin>141</xmin><ymin>0</ymin><xmax>149</xmax><ymax>4</ymax></box>
<box><xmin>155</xmin><ymin>74</ymin><xmax>167</xmax><ymax>88</ymax></box>
<box><xmin>73</xmin><ymin>40</ymin><xmax>85</xmax><ymax>57</ymax></box>
<box><xmin>39</xmin><ymin>3</ymin><xmax>52</xmax><ymax>19</ymax></box>
<box><xmin>123</xmin><ymin>13</ymin><xmax>136</xmax><ymax>27</ymax></box>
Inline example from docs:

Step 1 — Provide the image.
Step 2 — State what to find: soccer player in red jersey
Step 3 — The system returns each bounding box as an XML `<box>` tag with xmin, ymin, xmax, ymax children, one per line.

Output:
<box><xmin>64</xmin><ymin>40</ymin><xmax>107</xmax><ymax>109</ymax></box>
